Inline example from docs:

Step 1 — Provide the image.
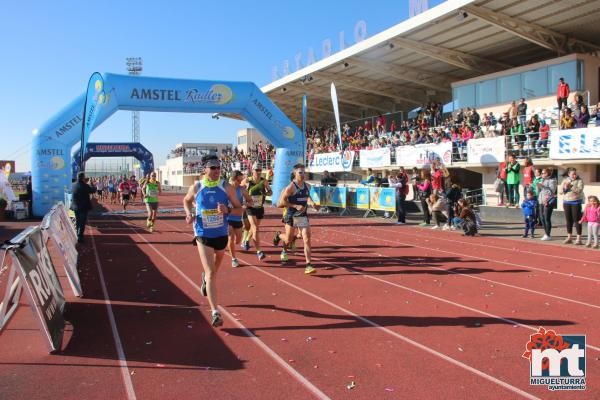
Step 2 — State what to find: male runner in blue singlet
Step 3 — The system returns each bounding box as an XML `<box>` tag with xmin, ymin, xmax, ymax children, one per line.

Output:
<box><xmin>183</xmin><ymin>155</ymin><xmax>243</xmax><ymax>327</ymax></box>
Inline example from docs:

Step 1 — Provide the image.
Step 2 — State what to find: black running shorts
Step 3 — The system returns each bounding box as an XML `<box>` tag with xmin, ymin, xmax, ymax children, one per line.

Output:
<box><xmin>245</xmin><ymin>207</ymin><xmax>265</xmax><ymax>219</ymax></box>
<box><xmin>194</xmin><ymin>236</ymin><xmax>228</xmax><ymax>251</ymax></box>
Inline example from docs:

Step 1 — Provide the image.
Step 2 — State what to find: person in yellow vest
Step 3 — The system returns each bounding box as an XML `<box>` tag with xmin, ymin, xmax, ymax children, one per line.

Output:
<box><xmin>142</xmin><ymin>172</ymin><xmax>162</xmax><ymax>232</ymax></box>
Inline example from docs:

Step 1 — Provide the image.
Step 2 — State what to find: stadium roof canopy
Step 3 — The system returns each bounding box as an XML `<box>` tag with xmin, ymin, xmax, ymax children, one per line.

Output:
<box><xmin>256</xmin><ymin>0</ymin><xmax>600</xmax><ymax>126</ymax></box>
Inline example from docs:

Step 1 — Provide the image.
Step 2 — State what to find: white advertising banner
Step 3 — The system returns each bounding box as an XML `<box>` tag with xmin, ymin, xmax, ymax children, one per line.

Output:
<box><xmin>395</xmin><ymin>142</ymin><xmax>452</xmax><ymax>167</ymax></box>
<box><xmin>308</xmin><ymin>151</ymin><xmax>355</xmax><ymax>173</ymax></box>
<box><xmin>359</xmin><ymin>148</ymin><xmax>391</xmax><ymax>168</ymax></box>
<box><xmin>467</xmin><ymin>136</ymin><xmax>506</xmax><ymax>165</ymax></box>
<box><xmin>550</xmin><ymin>127</ymin><xmax>600</xmax><ymax>159</ymax></box>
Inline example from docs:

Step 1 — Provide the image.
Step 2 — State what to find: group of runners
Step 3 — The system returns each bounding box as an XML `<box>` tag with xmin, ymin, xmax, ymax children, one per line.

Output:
<box><xmin>183</xmin><ymin>155</ymin><xmax>319</xmax><ymax>327</ymax></box>
<box><xmin>93</xmin><ymin>173</ymin><xmax>162</xmax><ymax>229</ymax></box>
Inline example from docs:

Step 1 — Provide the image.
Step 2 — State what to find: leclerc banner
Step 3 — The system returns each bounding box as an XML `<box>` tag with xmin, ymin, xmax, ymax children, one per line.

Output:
<box><xmin>308</xmin><ymin>151</ymin><xmax>355</xmax><ymax>173</ymax></box>
<box><xmin>396</xmin><ymin>142</ymin><xmax>452</xmax><ymax>167</ymax></box>
<box><xmin>10</xmin><ymin>226</ymin><xmax>66</xmax><ymax>351</ymax></box>
<box><xmin>359</xmin><ymin>148</ymin><xmax>392</xmax><ymax>168</ymax></box>
<box><xmin>550</xmin><ymin>127</ymin><xmax>600</xmax><ymax>159</ymax></box>
<box><xmin>467</xmin><ymin>136</ymin><xmax>506</xmax><ymax>165</ymax></box>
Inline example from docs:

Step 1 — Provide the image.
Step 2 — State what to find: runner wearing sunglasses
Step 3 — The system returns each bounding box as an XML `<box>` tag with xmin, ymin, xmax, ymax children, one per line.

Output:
<box><xmin>274</xmin><ymin>164</ymin><xmax>319</xmax><ymax>274</ymax></box>
<box><xmin>241</xmin><ymin>162</ymin><xmax>272</xmax><ymax>261</ymax></box>
<box><xmin>183</xmin><ymin>155</ymin><xmax>243</xmax><ymax>327</ymax></box>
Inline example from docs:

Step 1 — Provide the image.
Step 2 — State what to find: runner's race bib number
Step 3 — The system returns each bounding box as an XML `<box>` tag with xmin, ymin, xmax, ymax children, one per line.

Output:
<box><xmin>201</xmin><ymin>209</ymin><xmax>224</xmax><ymax>229</ymax></box>
<box><xmin>293</xmin><ymin>216</ymin><xmax>309</xmax><ymax>228</ymax></box>
<box><xmin>251</xmin><ymin>195</ymin><xmax>263</xmax><ymax>206</ymax></box>
<box><xmin>147</xmin><ymin>189</ymin><xmax>158</xmax><ymax>197</ymax></box>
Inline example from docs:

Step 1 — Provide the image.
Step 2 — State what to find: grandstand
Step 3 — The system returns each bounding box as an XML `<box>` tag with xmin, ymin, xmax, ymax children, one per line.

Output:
<box><xmin>255</xmin><ymin>0</ymin><xmax>600</xmax><ymax>214</ymax></box>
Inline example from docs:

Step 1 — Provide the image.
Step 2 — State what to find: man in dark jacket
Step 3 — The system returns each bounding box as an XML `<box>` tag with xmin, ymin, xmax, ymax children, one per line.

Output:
<box><xmin>71</xmin><ymin>172</ymin><xmax>96</xmax><ymax>243</ymax></box>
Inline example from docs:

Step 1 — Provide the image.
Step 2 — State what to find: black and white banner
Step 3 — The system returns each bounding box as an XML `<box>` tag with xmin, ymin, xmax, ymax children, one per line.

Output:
<box><xmin>44</xmin><ymin>203</ymin><xmax>81</xmax><ymax>297</ymax></box>
<box><xmin>11</xmin><ymin>226</ymin><xmax>66</xmax><ymax>351</ymax></box>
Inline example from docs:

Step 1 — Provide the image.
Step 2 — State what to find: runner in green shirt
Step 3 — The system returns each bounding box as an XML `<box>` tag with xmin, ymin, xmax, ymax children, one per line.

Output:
<box><xmin>142</xmin><ymin>172</ymin><xmax>162</xmax><ymax>232</ymax></box>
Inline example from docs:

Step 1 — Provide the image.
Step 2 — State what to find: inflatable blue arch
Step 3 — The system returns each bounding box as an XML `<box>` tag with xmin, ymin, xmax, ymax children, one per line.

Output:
<box><xmin>71</xmin><ymin>142</ymin><xmax>155</xmax><ymax>180</ymax></box>
<box><xmin>31</xmin><ymin>73</ymin><xmax>304</xmax><ymax>216</ymax></box>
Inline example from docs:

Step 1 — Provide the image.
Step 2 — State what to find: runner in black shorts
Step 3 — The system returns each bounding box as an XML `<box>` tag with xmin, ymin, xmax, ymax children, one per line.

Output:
<box><xmin>183</xmin><ymin>156</ymin><xmax>243</xmax><ymax>327</ymax></box>
<box><xmin>227</xmin><ymin>170</ymin><xmax>252</xmax><ymax>267</ymax></box>
<box><xmin>274</xmin><ymin>164</ymin><xmax>320</xmax><ymax>274</ymax></box>
<box><xmin>242</xmin><ymin>162</ymin><xmax>272</xmax><ymax>261</ymax></box>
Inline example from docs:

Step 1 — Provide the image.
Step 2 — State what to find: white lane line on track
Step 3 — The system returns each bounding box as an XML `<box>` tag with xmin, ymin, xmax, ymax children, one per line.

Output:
<box><xmin>232</xmin><ymin>256</ymin><xmax>541</xmax><ymax>400</ymax></box>
<box><xmin>90</xmin><ymin>229</ymin><xmax>137</xmax><ymax>400</ymax></box>
<box><xmin>128</xmin><ymin>225</ymin><xmax>331</xmax><ymax>400</ymax></box>
<box><xmin>336</xmin><ymin>214</ymin><xmax>600</xmax><ymax>266</ymax></box>
<box><xmin>313</xmin><ymin>232</ymin><xmax>600</xmax><ymax>310</ymax></box>
<box><xmin>157</xmin><ymin>219</ymin><xmax>600</xmax><ymax>353</ymax></box>
<box><xmin>324</xmin><ymin>225</ymin><xmax>600</xmax><ymax>283</ymax></box>
<box><xmin>130</xmin><ymin>218</ymin><xmax>540</xmax><ymax>399</ymax></box>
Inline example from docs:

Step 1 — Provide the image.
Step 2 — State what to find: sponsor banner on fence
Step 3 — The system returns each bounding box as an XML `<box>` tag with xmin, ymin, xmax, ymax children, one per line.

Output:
<box><xmin>396</xmin><ymin>142</ymin><xmax>452</xmax><ymax>167</ymax></box>
<box><xmin>467</xmin><ymin>136</ymin><xmax>506</xmax><ymax>165</ymax></box>
<box><xmin>359</xmin><ymin>148</ymin><xmax>391</xmax><ymax>168</ymax></box>
<box><xmin>550</xmin><ymin>127</ymin><xmax>600</xmax><ymax>159</ymax></box>
<box><xmin>11</xmin><ymin>226</ymin><xmax>66</xmax><ymax>351</ymax></box>
<box><xmin>369</xmin><ymin>188</ymin><xmax>396</xmax><ymax>212</ymax></box>
<box><xmin>356</xmin><ymin>187</ymin><xmax>370</xmax><ymax>209</ymax></box>
<box><xmin>309</xmin><ymin>186</ymin><xmax>322</xmax><ymax>205</ymax></box>
<box><xmin>308</xmin><ymin>151</ymin><xmax>355</xmax><ymax>172</ymax></box>
<box><xmin>346</xmin><ymin>188</ymin><xmax>357</xmax><ymax>208</ymax></box>
<box><xmin>46</xmin><ymin>204</ymin><xmax>82</xmax><ymax>297</ymax></box>
<box><xmin>325</xmin><ymin>187</ymin><xmax>347</xmax><ymax>208</ymax></box>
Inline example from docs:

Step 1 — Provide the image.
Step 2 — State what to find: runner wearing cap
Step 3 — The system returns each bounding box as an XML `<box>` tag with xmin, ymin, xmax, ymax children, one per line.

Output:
<box><xmin>227</xmin><ymin>170</ymin><xmax>253</xmax><ymax>267</ymax></box>
<box><xmin>274</xmin><ymin>163</ymin><xmax>319</xmax><ymax>274</ymax></box>
<box><xmin>142</xmin><ymin>171</ymin><xmax>161</xmax><ymax>232</ymax></box>
<box><xmin>241</xmin><ymin>162</ymin><xmax>272</xmax><ymax>261</ymax></box>
<box><xmin>183</xmin><ymin>155</ymin><xmax>242</xmax><ymax>327</ymax></box>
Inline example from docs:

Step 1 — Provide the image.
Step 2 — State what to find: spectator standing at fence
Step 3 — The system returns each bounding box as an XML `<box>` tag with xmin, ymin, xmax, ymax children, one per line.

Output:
<box><xmin>522</xmin><ymin>157</ymin><xmax>534</xmax><ymax>197</ymax></box>
<box><xmin>579</xmin><ymin>195</ymin><xmax>600</xmax><ymax>248</ymax></box>
<box><xmin>517</xmin><ymin>98</ymin><xmax>528</xmax><ymax>128</ymax></box>
<box><xmin>537</xmin><ymin>168</ymin><xmax>557</xmax><ymax>241</ymax></box>
<box><xmin>410</xmin><ymin>167</ymin><xmax>419</xmax><ymax>201</ymax></box>
<box><xmin>531</xmin><ymin>168</ymin><xmax>543</xmax><ymax>227</ymax></box>
<box><xmin>320</xmin><ymin>171</ymin><xmax>337</xmax><ymax>213</ymax></box>
<box><xmin>389</xmin><ymin>168</ymin><xmax>409</xmax><ymax>224</ymax></box>
<box><xmin>431</xmin><ymin>160</ymin><xmax>444</xmax><ymax>195</ymax></box>
<box><xmin>444</xmin><ymin>183</ymin><xmax>462</xmax><ymax>231</ymax></box>
<box><xmin>557</xmin><ymin>77</ymin><xmax>570</xmax><ymax>111</ymax></box>
<box><xmin>537</xmin><ymin>120</ymin><xmax>550</xmax><ymax>153</ymax></box>
<box><xmin>71</xmin><ymin>172</ymin><xmax>97</xmax><ymax>243</ymax></box>
<box><xmin>561</xmin><ymin>167</ymin><xmax>584</xmax><ymax>245</ymax></box>
<box><xmin>526</xmin><ymin>115</ymin><xmax>540</xmax><ymax>152</ymax></box>
<box><xmin>496</xmin><ymin>158</ymin><xmax>508</xmax><ymax>206</ymax></box>
<box><xmin>574</xmin><ymin>105</ymin><xmax>590</xmax><ymax>128</ymax></box>
<box><xmin>521</xmin><ymin>191</ymin><xmax>538</xmax><ymax>238</ymax></box>
<box><xmin>510</xmin><ymin>119</ymin><xmax>526</xmax><ymax>155</ymax></box>
<box><xmin>417</xmin><ymin>170</ymin><xmax>432</xmax><ymax>226</ymax></box>
<box><xmin>506</xmin><ymin>154</ymin><xmax>521</xmax><ymax>207</ymax></box>
<box><xmin>507</xmin><ymin>101</ymin><xmax>518</xmax><ymax>120</ymax></box>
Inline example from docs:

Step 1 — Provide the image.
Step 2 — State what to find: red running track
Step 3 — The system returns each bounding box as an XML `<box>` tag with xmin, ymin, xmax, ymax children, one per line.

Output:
<box><xmin>0</xmin><ymin>193</ymin><xmax>598</xmax><ymax>399</ymax></box>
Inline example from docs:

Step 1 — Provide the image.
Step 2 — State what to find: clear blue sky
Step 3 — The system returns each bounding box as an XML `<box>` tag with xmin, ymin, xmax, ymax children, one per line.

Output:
<box><xmin>0</xmin><ymin>0</ymin><xmax>444</xmax><ymax>172</ymax></box>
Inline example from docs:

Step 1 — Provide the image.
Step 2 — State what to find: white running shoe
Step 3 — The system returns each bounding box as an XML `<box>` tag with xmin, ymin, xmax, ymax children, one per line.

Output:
<box><xmin>431</xmin><ymin>225</ymin><xmax>440</xmax><ymax>230</ymax></box>
<box><xmin>442</xmin><ymin>225</ymin><xmax>450</xmax><ymax>231</ymax></box>
<box><xmin>541</xmin><ymin>235</ymin><xmax>551</xmax><ymax>241</ymax></box>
